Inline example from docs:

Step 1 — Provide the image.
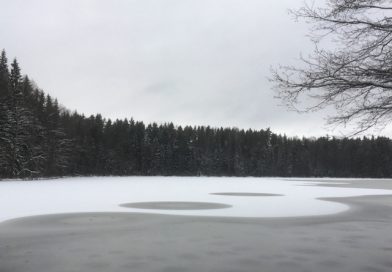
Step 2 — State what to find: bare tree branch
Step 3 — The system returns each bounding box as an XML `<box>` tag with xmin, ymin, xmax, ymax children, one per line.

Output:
<box><xmin>272</xmin><ymin>0</ymin><xmax>392</xmax><ymax>135</ymax></box>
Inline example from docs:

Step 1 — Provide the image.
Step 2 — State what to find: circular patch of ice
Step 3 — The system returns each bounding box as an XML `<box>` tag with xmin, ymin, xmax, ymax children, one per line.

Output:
<box><xmin>119</xmin><ymin>201</ymin><xmax>232</xmax><ymax>210</ymax></box>
<box><xmin>211</xmin><ymin>192</ymin><xmax>283</xmax><ymax>197</ymax></box>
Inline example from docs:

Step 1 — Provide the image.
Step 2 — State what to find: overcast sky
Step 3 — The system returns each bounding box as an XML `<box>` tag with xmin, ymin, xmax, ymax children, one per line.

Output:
<box><xmin>2</xmin><ymin>0</ymin><xmax>390</xmax><ymax>137</ymax></box>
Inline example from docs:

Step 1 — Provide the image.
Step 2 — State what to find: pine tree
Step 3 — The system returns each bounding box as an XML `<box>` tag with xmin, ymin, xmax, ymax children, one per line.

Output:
<box><xmin>41</xmin><ymin>95</ymin><xmax>72</xmax><ymax>176</ymax></box>
<box><xmin>4</xmin><ymin>59</ymin><xmax>45</xmax><ymax>177</ymax></box>
<box><xmin>0</xmin><ymin>50</ymin><xmax>10</xmax><ymax>177</ymax></box>
<box><xmin>0</xmin><ymin>49</ymin><xmax>9</xmax><ymax>98</ymax></box>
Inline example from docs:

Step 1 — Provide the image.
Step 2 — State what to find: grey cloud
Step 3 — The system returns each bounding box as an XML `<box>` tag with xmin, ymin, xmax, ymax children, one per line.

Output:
<box><xmin>2</xmin><ymin>0</ymin><xmax>388</xmax><ymax>137</ymax></box>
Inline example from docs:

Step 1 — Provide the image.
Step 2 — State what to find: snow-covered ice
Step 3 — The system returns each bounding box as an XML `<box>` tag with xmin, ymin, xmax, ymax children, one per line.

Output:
<box><xmin>0</xmin><ymin>177</ymin><xmax>391</xmax><ymax>222</ymax></box>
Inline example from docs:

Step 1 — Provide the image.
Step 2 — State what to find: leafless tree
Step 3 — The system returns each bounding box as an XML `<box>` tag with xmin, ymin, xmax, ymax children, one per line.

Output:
<box><xmin>272</xmin><ymin>0</ymin><xmax>392</xmax><ymax>135</ymax></box>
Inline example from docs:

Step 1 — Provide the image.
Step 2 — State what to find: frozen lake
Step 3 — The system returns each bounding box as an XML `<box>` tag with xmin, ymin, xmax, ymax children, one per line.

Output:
<box><xmin>1</xmin><ymin>177</ymin><xmax>392</xmax><ymax>222</ymax></box>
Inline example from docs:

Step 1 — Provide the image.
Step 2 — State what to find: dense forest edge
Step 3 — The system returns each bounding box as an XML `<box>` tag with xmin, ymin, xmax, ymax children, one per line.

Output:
<box><xmin>1</xmin><ymin>50</ymin><xmax>392</xmax><ymax>179</ymax></box>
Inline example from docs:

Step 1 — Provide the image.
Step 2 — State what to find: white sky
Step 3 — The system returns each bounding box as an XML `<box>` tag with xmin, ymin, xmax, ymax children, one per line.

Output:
<box><xmin>1</xmin><ymin>0</ymin><xmax>391</xmax><ymax>137</ymax></box>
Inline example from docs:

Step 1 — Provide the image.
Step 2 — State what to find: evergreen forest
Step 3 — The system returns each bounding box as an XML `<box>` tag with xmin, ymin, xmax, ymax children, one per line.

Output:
<box><xmin>1</xmin><ymin>50</ymin><xmax>392</xmax><ymax>179</ymax></box>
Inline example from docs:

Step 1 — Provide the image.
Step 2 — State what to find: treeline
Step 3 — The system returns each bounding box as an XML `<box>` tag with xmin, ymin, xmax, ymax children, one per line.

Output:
<box><xmin>1</xmin><ymin>50</ymin><xmax>392</xmax><ymax>179</ymax></box>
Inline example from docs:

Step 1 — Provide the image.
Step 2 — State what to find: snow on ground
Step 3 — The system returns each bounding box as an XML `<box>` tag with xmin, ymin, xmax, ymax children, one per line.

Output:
<box><xmin>0</xmin><ymin>177</ymin><xmax>391</xmax><ymax>222</ymax></box>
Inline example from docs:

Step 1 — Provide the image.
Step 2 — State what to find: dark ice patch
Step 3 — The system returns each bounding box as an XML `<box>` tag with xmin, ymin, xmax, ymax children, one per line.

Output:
<box><xmin>119</xmin><ymin>201</ymin><xmax>231</xmax><ymax>210</ymax></box>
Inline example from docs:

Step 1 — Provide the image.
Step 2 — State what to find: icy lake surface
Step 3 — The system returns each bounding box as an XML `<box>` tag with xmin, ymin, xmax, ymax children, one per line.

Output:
<box><xmin>1</xmin><ymin>177</ymin><xmax>392</xmax><ymax>222</ymax></box>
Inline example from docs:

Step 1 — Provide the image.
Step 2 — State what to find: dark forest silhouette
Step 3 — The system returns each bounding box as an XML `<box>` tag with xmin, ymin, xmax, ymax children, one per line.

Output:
<box><xmin>1</xmin><ymin>50</ymin><xmax>391</xmax><ymax>179</ymax></box>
